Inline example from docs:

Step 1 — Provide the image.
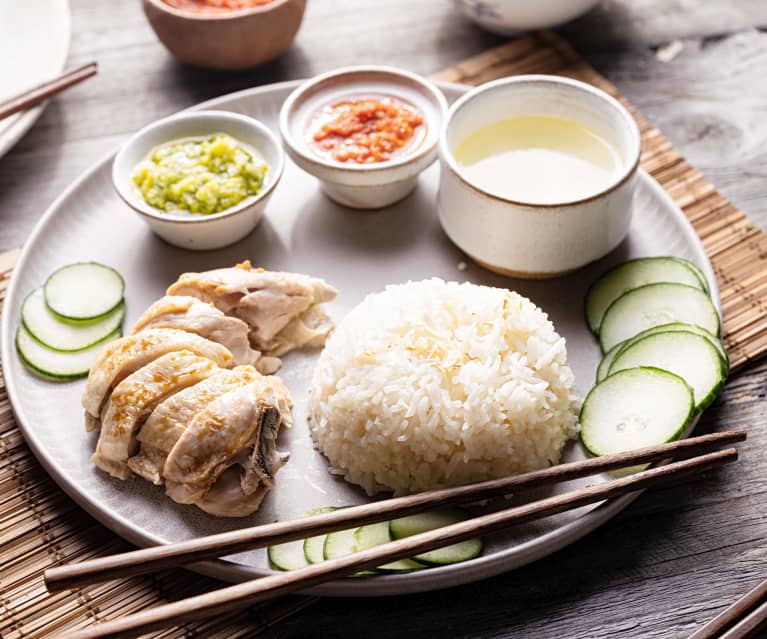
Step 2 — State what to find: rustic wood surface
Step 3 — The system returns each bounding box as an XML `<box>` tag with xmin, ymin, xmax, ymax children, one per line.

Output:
<box><xmin>0</xmin><ymin>1</ymin><xmax>766</xmax><ymax>638</ymax></box>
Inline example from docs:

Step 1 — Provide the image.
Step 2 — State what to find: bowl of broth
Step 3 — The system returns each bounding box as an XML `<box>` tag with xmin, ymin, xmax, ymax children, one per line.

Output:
<box><xmin>438</xmin><ymin>75</ymin><xmax>641</xmax><ymax>278</ymax></box>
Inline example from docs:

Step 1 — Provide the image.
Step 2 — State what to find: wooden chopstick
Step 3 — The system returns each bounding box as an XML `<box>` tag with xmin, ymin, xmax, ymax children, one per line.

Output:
<box><xmin>45</xmin><ymin>429</ymin><xmax>746</xmax><ymax>592</ymax></box>
<box><xmin>56</xmin><ymin>447</ymin><xmax>739</xmax><ymax>639</ymax></box>
<box><xmin>689</xmin><ymin>578</ymin><xmax>767</xmax><ymax>639</ymax></box>
<box><xmin>719</xmin><ymin>602</ymin><xmax>767</xmax><ymax>639</ymax></box>
<box><xmin>0</xmin><ymin>62</ymin><xmax>98</xmax><ymax>121</ymax></box>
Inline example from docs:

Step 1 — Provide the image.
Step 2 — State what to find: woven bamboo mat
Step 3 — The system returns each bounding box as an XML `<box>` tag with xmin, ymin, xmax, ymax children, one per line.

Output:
<box><xmin>2</xmin><ymin>30</ymin><xmax>767</xmax><ymax>638</ymax></box>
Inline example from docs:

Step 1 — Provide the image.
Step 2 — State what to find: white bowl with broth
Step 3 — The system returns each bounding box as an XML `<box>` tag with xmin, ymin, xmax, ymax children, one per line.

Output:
<box><xmin>438</xmin><ymin>75</ymin><xmax>641</xmax><ymax>278</ymax></box>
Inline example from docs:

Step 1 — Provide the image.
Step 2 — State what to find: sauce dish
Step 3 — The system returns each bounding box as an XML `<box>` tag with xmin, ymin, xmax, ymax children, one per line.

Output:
<box><xmin>438</xmin><ymin>75</ymin><xmax>641</xmax><ymax>278</ymax></box>
<box><xmin>279</xmin><ymin>66</ymin><xmax>448</xmax><ymax>210</ymax></box>
<box><xmin>453</xmin><ymin>0</ymin><xmax>600</xmax><ymax>34</ymax></box>
<box><xmin>112</xmin><ymin>110</ymin><xmax>284</xmax><ymax>250</ymax></box>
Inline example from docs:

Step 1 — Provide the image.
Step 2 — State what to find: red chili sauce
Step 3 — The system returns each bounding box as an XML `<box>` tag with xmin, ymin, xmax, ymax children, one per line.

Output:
<box><xmin>163</xmin><ymin>0</ymin><xmax>275</xmax><ymax>12</ymax></box>
<box><xmin>307</xmin><ymin>96</ymin><xmax>426</xmax><ymax>164</ymax></box>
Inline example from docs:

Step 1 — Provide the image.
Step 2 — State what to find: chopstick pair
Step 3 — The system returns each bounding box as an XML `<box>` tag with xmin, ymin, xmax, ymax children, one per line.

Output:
<box><xmin>0</xmin><ymin>62</ymin><xmax>97</xmax><ymax>122</ymax></box>
<box><xmin>688</xmin><ymin>578</ymin><xmax>767</xmax><ymax>639</ymax></box>
<box><xmin>46</xmin><ymin>429</ymin><xmax>745</xmax><ymax>639</ymax></box>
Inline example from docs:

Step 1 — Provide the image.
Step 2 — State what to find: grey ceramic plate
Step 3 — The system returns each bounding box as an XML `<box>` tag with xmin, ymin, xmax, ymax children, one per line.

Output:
<box><xmin>0</xmin><ymin>81</ymin><xmax>719</xmax><ymax>597</ymax></box>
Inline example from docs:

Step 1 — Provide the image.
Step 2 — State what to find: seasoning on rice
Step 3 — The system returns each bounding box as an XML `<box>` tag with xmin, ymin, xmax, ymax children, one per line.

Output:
<box><xmin>308</xmin><ymin>278</ymin><xmax>580</xmax><ymax>496</ymax></box>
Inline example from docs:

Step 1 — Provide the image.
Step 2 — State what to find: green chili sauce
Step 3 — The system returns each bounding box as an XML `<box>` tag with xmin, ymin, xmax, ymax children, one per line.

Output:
<box><xmin>131</xmin><ymin>134</ymin><xmax>268</xmax><ymax>215</ymax></box>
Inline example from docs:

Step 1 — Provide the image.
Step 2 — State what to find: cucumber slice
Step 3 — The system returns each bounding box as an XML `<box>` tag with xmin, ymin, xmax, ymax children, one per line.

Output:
<box><xmin>599</xmin><ymin>282</ymin><xmax>720</xmax><ymax>353</ymax></box>
<box><xmin>323</xmin><ymin>527</ymin><xmax>375</xmax><ymax>576</ymax></box>
<box><xmin>44</xmin><ymin>262</ymin><xmax>125</xmax><ymax>321</ymax></box>
<box><xmin>389</xmin><ymin>508</ymin><xmax>482</xmax><ymax>566</ymax></box>
<box><xmin>303</xmin><ymin>534</ymin><xmax>327</xmax><ymax>565</ymax></box>
<box><xmin>608</xmin><ymin>331</ymin><xmax>727</xmax><ymax>411</ymax></box>
<box><xmin>16</xmin><ymin>324</ymin><xmax>120</xmax><ymax>380</ymax></box>
<box><xmin>354</xmin><ymin>522</ymin><xmax>423</xmax><ymax>573</ymax></box>
<box><xmin>269</xmin><ymin>507</ymin><xmax>341</xmax><ymax>571</ymax></box>
<box><xmin>22</xmin><ymin>289</ymin><xmax>125</xmax><ymax>352</ymax></box>
<box><xmin>596</xmin><ymin>342</ymin><xmax>624</xmax><ymax>383</ymax></box>
<box><xmin>268</xmin><ymin>539</ymin><xmax>309</xmax><ymax>571</ymax></box>
<box><xmin>616</xmin><ymin>322</ymin><xmax>728</xmax><ymax>373</ymax></box>
<box><xmin>302</xmin><ymin>507</ymin><xmax>340</xmax><ymax>564</ymax></box>
<box><xmin>323</xmin><ymin>527</ymin><xmax>359</xmax><ymax>560</ymax></box>
<box><xmin>585</xmin><ymin>257</ymin><xmax>705</xmax><ymax>334</ymax></box>
<box><xmin>671</xmin><ymin>257</ymin><xmax>710</xmax><ymax>293</ymax></box>
<box><xmin>580</xmin><ymin>367</ymin><xmax>695</xmax><ymax>457</ymax></box>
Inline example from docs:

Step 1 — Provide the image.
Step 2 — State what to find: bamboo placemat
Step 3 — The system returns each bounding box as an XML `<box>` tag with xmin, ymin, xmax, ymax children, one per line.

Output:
<box><xmin>2</xmin><ymin>30</ymin><xmax>767</xmax><ymax>638</ymax></box>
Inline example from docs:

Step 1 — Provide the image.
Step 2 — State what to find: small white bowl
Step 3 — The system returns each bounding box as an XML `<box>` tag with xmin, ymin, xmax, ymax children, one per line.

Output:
<box><xmin>279</xmin><ymin>66</ymin><xmax>448</xmax><ymax>209</ymax></box>
<box><xmin>112</xmin><ymin>110</ymin><xmax>284</xmax><ymax>250</ymax></box>
<box><xmin>438</xmin><ymin>75</ymin><xmax>641</xmax><ymax>279</ymax></box>
<box><xmin>453</xmin><ymin>0</ymin><xmax>600</xmax><ymax>34</ymax></box>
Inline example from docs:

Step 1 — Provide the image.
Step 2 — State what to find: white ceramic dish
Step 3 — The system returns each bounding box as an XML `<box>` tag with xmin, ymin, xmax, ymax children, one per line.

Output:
<box><xmin>453</xmin><ymin>0</ymin><xmax>600</xmax><ymax>34</ymax></box>
<box><xmin>280</xmin><ymin>66</ymin><xmax>447</xmax><ymax>209</ymax></box>
<box><xmin>112</xmin><ymin>110</ymin><xmax>285</xmax><ymax>250</ymax></box>
<box><xmin>0</xmin><ymin>80</ymin><xmax>719</xmax><ymax>597</ymax></box>
<box><xmin>439</xmin><ymin>75</ymin><xmax>641</xmax><ymax>278</ymax></box>
<box><xmin>0</xmin><ymin>0</ymin><xmax>71</xmax><ymax>160</ymax></box>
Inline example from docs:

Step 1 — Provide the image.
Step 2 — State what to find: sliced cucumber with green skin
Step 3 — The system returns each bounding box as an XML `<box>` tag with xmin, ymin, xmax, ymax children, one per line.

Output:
<box><xmin>44</xmin><ymin>262</ymin><xmax>125</xmax><ymax>321</ymax></box>
<box><xmin>323</xmin><ymin>527</ymin><xmax>359</xmax><ymax>560</ymax></box>
<box><xmin>389</xmin><ymin>508</ymin><xmax>483</xmax><ymax>566</ymax></box>
<box><xmin>671</xmin><ymin>257</ymin><xmax>710</xmax><ymax>293</ymax></box>
<box><xmin>323</xmin><ymin>527</ymin><xmax>375</xmax><ymax>576</ymax></box>
<box><xmin>598</xmin><ymin>323</ymin><xmax>728</xmax><ymax>384</ymax></box>
<box><xmin>354</xmin><ymin>522</ymin><xmax>424</xmax><ymax>573</ymax></box>
<box><xmin>580</xmin><ymin>367</ymin><xmax>695</xmax><ymax>457</ymax></box>
<box><xmin>596</xmin><ymin>342</ymin><xmax>625</xmax><ymax>383</ymax></box>
<box><xmin>268</xmin><ymin>539</ymin><xmax>309</xmax><ymax>571</ymax></box>
<box><xmin>269</xmin><ymin>507</ymin><xmax>340</xmax><ymax>571</ymax></box>
<box><xmin>599</xmin><ymin>282</ymin><xmax>720</xmax><ymax>353</ymax></box>
<box><xmin>615</xmin><ymin>322</ymin><xmax>728</xmax><ymax>373</ymax></box>
<box><xmin>16</xmin><ymin>324</ymin><xmax>120</xmax><ymax>380</ymax></box>
<box><xmin>608</xmin><ymin>331</ymin><xmax>727</xmax><ymax>411</ymax></box>
<box><xmin>22</xmin><ymin>289</ymin><xmax>125</xmax><ymax>352</ymax></box>
<box><xmin>303</xmin><ymin>534</ymin><xmax>327</xmax><ymax>565</ymax></box>
<box><xmin>585</xmin><ymin>257</ymin><xmax>705</xmax><ymax>334</ymax></box>
<box><xmin>302</xmin><ymin>507</ymin><xmax>340</xmax><ymax>564</ymax></box>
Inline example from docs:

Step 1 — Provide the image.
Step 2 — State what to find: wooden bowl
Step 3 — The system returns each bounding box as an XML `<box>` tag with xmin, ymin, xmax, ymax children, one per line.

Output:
<box><xmin>141</xmin><ymin>0</ymin><xmax>306</xmax><ymax>70</ymax></box>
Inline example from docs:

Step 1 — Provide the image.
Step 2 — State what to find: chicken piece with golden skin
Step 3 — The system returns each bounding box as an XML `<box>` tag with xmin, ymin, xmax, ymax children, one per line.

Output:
<box><xmin>163</xmin><ymin>381</ymin><xmax>289</xmax><ymax>514</ymax></box>
<box><xmin>131</xmin><ymin>296</ymin><xmax>266</xmax><ymax>369</ymax></box>
<box><xmin>127</xmin><ymin>365</ymin><xmax>261</xmax><ymax>485</ymax></box>
<box><xmin>166</xmin><ymin>261</ymin><xmax>337</xmax><ymax>360</ymax></box>
<box><xmin>82</xmin><ymin>328</ymin><xmax>233</xmax><ymax>431</ymax></box>
<box><xmin>92</xmin><ymin>351</ymin><xmax>221</xmax><ymax>479</ymax></box>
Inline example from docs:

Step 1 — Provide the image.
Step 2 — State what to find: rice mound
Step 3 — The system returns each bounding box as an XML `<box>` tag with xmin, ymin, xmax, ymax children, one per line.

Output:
<box><xmin>308</xmin><ymin>278</ymin><xmax>579</xmax><ymax>495</ymax></box>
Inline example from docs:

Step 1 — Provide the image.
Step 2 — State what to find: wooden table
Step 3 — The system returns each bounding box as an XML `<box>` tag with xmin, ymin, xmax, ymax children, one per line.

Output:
<box><xmin>1</xmin><ymin>2</ymin><xmax>766</xmax><ymax>637</ymax></box>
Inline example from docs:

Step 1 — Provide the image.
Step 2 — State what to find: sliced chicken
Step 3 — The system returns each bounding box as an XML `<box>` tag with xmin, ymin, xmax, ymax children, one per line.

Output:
<box><xmin>193</xmin><ymin>467</ymin><xmax>271</xmax><ymax>518</ymax></box>
<box><xmin>166</xmin><ymin>261</ymin><xmax>337</xmax><ymax>358</ymax></box>
<box><xmin>131</xmin><ymin>296</ymin><xmax>262</xmax><ymax>368</ymax></box>
<box><xmin>92</xmin><ymin>351</ymin><xmax>220</xmax><ymax>479</ymax></box>
<box><xmin>82</xmin><ymin>328</ymin><xmax>233</xmax><ymax>430</ymax></box>
<box><xmin>163</xmin><ymin>384</ymin><xmax>280</xmax><ymax>505</ymax></box>
<box><xmin>127</xmin><ymin>365</ymin><xmax>260</xmax><ymax>484</ymax></box>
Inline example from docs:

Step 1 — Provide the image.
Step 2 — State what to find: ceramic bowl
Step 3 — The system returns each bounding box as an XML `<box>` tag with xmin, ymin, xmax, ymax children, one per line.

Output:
<box><xmin>141</xmin><ymin>0</ymin><xmax>306</xmax><ymax>71</ymax></box>
<box><xmin>279</xmin><ymin>66</ymin><xmax>448</xmax><ymax>210</ymax></box>
<box><xmin>438</xmin><ymin>75</ymin><xmax>641</xmax><ymax>279</ymax></box>
<box><xmin>112</xmin><ymin>110</ymin><xmax>284</xmax><ymax>250</ymax></box>
<box><xmin>453</xmin><ymin>0</ymin><xmax>600</xmax><ymax>34</ymax></box>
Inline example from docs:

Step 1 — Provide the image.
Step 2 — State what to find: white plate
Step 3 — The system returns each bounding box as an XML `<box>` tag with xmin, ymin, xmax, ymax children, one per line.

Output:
<box><xmin>0</xmin><ymin>0</ymin><xmax>71</xmax><ymax>159</ymax></box>
<box><xmin>0</xmin><ymin>81</ymin><xmax>720</xmax><ymax>597</ymax></box>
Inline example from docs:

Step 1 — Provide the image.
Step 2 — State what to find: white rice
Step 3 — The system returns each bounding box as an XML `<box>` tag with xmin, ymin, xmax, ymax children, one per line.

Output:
<box><xmin>308</xmin><ymin>278</ymin><xmax>579</xmax><ymax>496</ymax></box>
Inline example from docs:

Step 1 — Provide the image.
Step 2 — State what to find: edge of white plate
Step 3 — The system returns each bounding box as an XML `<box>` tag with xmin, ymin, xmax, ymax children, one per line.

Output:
<box><xmin>0</xmin><ymin>80</ymin><xmax>721</xmax><ymax>597</ymax></box>
<box><xmin>0</xmin><ymin>0</ymin><xmax>72</xmax><ymax>160</ymax></box>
